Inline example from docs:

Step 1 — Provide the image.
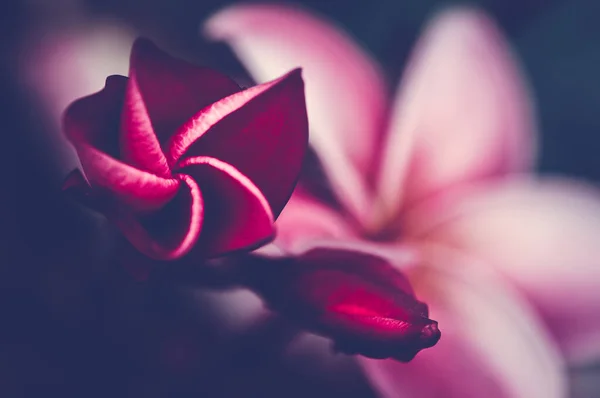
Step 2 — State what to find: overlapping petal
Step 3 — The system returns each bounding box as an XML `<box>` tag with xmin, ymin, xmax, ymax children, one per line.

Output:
<box><xmin>177</xmin><ymin>156</ymin><xmax>274</xmax><ymax>257</ymax></box>
<box><xmin>376</xmin><ymin>8</ymin><xmax>536</xmax><ymax>222</ymax></box>
<box><xmin>120</xmin><ymin>38</ymin><xmax>241</xmax><ymax>176</ymax></box>
<box><xmin>64</xmin><ymin>170</ymin><xmax>202</xmax><ymax>260</ymax></box>
<box><xmin>242</xmin><ymin>247</ymin><xmax>438</xmax><ymax>362</ymax></box>
<box><xmin>410</xmin><ymin>178</ymin><xmax>600</xmax><ymax>365</ymax></box>
<box><xmin>63</xmin><ymin>75</ymin><xmax>179</xmax><ymax>212</ymax></box>
<box><xmin>167</xmin><ymin>69</ymin><xmax>308</xmax><ymax>216</ymax></box>
<box><xmin>362</xmin><ymin>244</ymin><xmax>566</xmax><ymax>398</ymax></box>
<box><xmin>205</xmin><ymin>4</ymin><xmax>387</xmax><ymax>225</ymax></box>
<box><xmin>118</xmin><ymin>174</ymin><xmax>203</xmax><ymax>260</ymax></box>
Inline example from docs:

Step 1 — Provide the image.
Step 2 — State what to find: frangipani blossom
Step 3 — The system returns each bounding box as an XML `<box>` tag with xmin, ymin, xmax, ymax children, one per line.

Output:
<box><xmin>63</xmin><ymin>38</ymin><xmax>308</xmax><ymax>261</ymax></box>
<box><xmin>206</xmin><ymin>4</ymin><xmax>600</xmax><ymax>397</ymax></box>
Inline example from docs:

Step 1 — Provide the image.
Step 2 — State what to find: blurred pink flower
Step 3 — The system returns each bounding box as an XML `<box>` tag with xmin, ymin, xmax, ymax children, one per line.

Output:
<box><xmin>206</xmin><ymin>4</ymin><xmax>600</xmax><ymax>397</ymax></box>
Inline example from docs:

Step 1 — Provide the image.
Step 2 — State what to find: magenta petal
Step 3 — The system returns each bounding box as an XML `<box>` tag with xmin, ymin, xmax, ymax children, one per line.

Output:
<box><xmin>243</xmin><ymin>248</ymin><xmax>438</xmax><ymax>362</ymax></box>
<box><xmin>121</xmin><ymin>67</ymin><xmax>170</xmax><ymax>176</ymax></box>
<box><xmin>176</xmin><ymin>156</ymin><xmax>275</xmax><ymax>257</ymax></box>
<box><xmin>112</xmin><ymin>174</ymin><xmax>203</xmax><ymax>260</ymax></box>
<box><xmin>297</xmin><ymin>248</ymin><xmax>419</xmax><ymax>298</ymax></box>
<box><xmin>167</xmin><ymin>69</ymin><xmax>308</xmax><ymax>216</ymax></box>
<box><xmin>64</xmin><ymin>76</ymin><xmax>180</xmax><ymax>212</ymax></box>
<box><xmin>122</xmin><ymin>39</ymin><xmax>241</xmax><ymax>158</ymax></box>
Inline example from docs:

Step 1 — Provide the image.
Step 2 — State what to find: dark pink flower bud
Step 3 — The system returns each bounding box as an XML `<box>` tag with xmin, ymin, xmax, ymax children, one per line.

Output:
<box><xmin>62</xmin><ymin>38</ymin><xmax>308</xmax><ymax>262</ymax></box>
<box><xmin>242</xmin><ymin>248</ymin><xmax>440</xmax><ymax>362</ymax></box>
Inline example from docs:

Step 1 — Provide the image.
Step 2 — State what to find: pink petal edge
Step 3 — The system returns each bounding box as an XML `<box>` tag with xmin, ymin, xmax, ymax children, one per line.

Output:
<box><xmin>111</xmin><ymin>173</ymin><xmax>203</xmax><ymax>260</ymax></box>
<box><xmin>121</xmin><ymin>38</ymin><xmax>240</xmax><ymax>174</ymax></box>
<box><xmin>167</xmin><ymin>68</ymin><xmax>309</xmax><ymax>216</ymax></box>
<box><xmin>64</xmin><ymin>75</ymin><xmax>179</xmax><ymax>212</ymax></box>
<box><xmin>176</xmin><ymin>156</ymin><xmax>275</xmax><ymax>257</ymax></box>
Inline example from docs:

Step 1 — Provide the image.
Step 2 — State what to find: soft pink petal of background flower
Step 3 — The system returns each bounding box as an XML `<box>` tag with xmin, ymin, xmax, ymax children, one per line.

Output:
<box><xmin>408</xmin><ymin>178</ymin><xmax>600</xmax><ymax>365</ymax></box>
<box><xmin>205</xmin><ymin>4</ymin><xmax>388</xmax><ymax>226</ymax></box>
<box><xmin>377</xmin><ymin>8</ymin><xmax>537</xmax><ymax>222</ymax></box>
<box><xmin>362</xmin><ymin>245</ymin><xmax>566</xmax><ymax>398</ymax></box>
<box><xmin>273</xmin><ymin>188</ymin><xmax>357</xmax><ymax>252</ymax></box>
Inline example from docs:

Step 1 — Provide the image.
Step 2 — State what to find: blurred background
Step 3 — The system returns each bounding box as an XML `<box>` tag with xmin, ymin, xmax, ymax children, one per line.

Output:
<box><xmin>2</xmin><ymin>0</ymin><xmax>600</xmax><ymax>396</ymax></box>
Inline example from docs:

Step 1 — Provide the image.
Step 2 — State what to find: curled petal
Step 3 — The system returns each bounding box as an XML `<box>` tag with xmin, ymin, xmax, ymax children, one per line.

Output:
<box><xmin>411</xmin><ymin>177</ymin><xmax>600</xmax><ymax>364</ymax></box>
<box><xmin>66</xmin><ymin>173</ymin><xmax>203</xmax><ymax>261</ymax></box>
<box><xmin>242</xmin><ymin>247</ymin><xmax>439</xmax><ymax>362</ymax></box>
<box><xmin>377</xmin><ymin>8</ymin><xmax>536</xmax><ymax>222</ymax></box>
<box><xmin>177</xmin><ymin>156</ymin><xmax>275</xmax><ymax>257</ymax></box>
<box><xmin>167</xmin><ymin>69</ymin><xmax>308</xmax><ymax>216</ymax></box>
<box><xmin>205</xmin><ymin>4</ymin><xmax>386</xmax><ymax>226</ymax></box>
<box><xmin>362</xmin><ymin>244</ymin><xmax>566</xmax><ymax>398</ymax></box>
<box><xmin>64</xmin><ymin>76</ymin><xmax>179</xmax><ymax>212</ymax></box>
<box><xmin>120</xmin><ymin>38</ymin><xmax>240</xmax><ymax>175</ymax></box>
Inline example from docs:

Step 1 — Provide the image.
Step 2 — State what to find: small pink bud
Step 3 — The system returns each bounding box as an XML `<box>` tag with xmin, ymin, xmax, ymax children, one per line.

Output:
<box><xmin>242</xmin><ymin>248</ymin><xmax>440</xmax><ymax>362</ymax></box>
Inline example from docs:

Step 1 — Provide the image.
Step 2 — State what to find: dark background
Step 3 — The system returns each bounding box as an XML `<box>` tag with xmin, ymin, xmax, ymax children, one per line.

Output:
<box><xmin>1</xmin><ymin>0</ymin><xmax>600</xmax><ymax>396</ymax></box>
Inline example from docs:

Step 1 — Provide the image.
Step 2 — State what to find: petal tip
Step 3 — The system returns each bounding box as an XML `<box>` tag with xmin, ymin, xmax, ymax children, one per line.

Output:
<box><xmin>203</xmin><ymin>4</ymin><xmax>310</xmax><ymax>41</ymax></box>
<box><xmin>429</xmin><ymin>5</ymin><xmax>490</xmax><ymax>25</ymax></box>
<box><xmin>425</xmin><ymin>5</ymin><xmax>500</xmax><ymax>44</ymax></box>
<box><xmin>274</xmin><ymin>67</ymin><xmax>305</xmax><ymax>93</ymax></box>
<box><xmin>128</xmin><ymin>37</ymin><xmax>170</xmax><ymax>68</ymax></box>
<box><xmin>202</xmin><ymin>4</ymin><xmax>262</xmax><ymax>40</ymax></box>
<box><xmin>105</xmin><ymin>74</ymin><xmax>128</xmax><ymax>87</ymax></box>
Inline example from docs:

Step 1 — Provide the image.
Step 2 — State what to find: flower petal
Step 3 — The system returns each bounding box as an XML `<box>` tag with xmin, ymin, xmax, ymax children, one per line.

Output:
<box><xmin>362</xmin><ymin>244</ymin><xmax>566</xmax><ymax>398</ymax></box>
<box><xmin>177</xmin><ymin>156</ymin><xmax>275</xmax><ymax>257</ymax></box>
<box><xmin>376</xmin><ymin>8</ymin><xmax>536</xmax><ymax>222</ymax></box>
<box><xmin>242</xmin><ymin>247</ymin><xmax>438</xmax><ymax>362</ymax></box>
<box><xmin>64</xmin><ymin>76</ymin><xmax>179</xmax><ymax>212</ymax></box>
<box><xmin>121</xmin><ymin>38</ymin><xmax>241</xmax><ymax>175</ymax></box>
<box><xmin>75</xmin><ymin>173</ymin><xmax>203</xmax><ymax>261</ymax></box>
<box><xmin>272</xmin><ymin>188</ymin><xmax>357</xmax><ymax>252</ymax></box>
<box><xmin>205</xmin><ymin>4</ymin><xmax>387</xmax><ymax>226</ymax></box>
<box><xmin>411</xmin><ymin>177</ymin><xmax>600</xmax><ymax>365</ymax></box>
<box><xmin>167</xmin><ymin>69</ymin><xmax>308</xmax><ymax>216</ymax></box>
